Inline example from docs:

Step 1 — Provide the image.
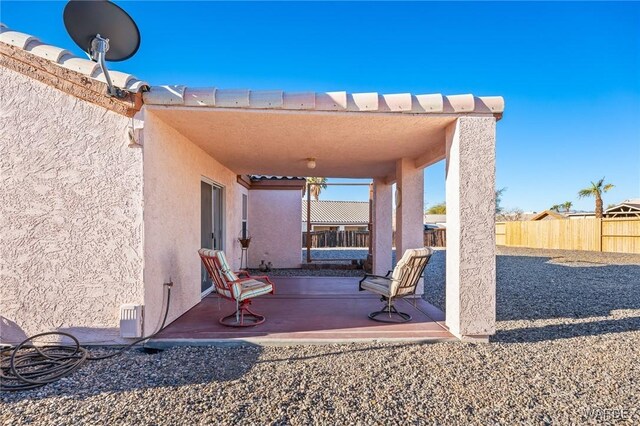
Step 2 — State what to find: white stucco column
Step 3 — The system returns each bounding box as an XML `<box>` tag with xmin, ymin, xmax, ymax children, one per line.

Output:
<box><xmin>445</xmin><ymin>116</ymin><xmax>497</xmax><ymax>342</ymax></box>
<box><xmin>372</xmin><ymin>178</ymin><xmax>393</xmax><ymax>275</ymax></box>
<box><xmin>395</xmin><ymin>158</ymin><xmax>425</xmax><ymax>295</ymax></box>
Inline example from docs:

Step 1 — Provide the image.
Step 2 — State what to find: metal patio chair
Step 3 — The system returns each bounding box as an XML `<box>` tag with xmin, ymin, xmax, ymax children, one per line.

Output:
<box><xmin>198</xmin><ymin>249</ymin><xmax>275</xmax><ymax>327</ymax></box>
<box><xmin>359</xmin><ymin>247</ymin><xmax>433</xmax><ymax>323</ymax></box>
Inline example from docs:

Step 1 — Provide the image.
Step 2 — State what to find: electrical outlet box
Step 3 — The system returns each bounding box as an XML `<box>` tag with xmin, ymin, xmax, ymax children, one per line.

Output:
<box><xmin>120</xmin><ymin>304</ymin><xmax>143</xmax><ymax>338</ymax></box>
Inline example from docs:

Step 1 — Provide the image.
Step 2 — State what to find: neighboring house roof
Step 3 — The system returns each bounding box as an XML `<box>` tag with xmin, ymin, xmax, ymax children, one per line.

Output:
<box><xmin>423</xmin><ymin>214</ymin><xmax>447</xmax><ymax>224</ymax></box>
<box><xmin>302</xmin><ymin>200</ymin><xmax>370</xmax><ymax>224</ymax></box>
<box><xmin>0</xmin><ymin>24</ymin><xmax>148</xmax><ymax>93</ymax></box>
<box><xmin>530</xmin><ymin>210</ymin><xmax>565</xmax><ymax>221</ymax></box>
<box><xmin>565</xmin><ymin>212</ymin><xmax>596</xmax><ymax>218</ymax></box>
<box><xmin>561</xmin><ymin>200</ymin><xmax>640</xmax><ymax>219</ymax></box>
<box><xmin>605</xmin><ymin>199</ymin><xmax>640</xmax><ymax>217</ymax></box>
<box><xmin>606</xmin><ymin>199</ymin><xmax>640</xmax><ymax>211</ymax></box>
<box><xmin>621</xmin><ymin>198</ymin><xmax>640</xmax><ymax>205</ymax></box>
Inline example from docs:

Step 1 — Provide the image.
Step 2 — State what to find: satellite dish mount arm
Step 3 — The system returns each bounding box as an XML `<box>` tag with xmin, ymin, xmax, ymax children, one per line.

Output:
<box><xmin>63</xmin><ymin>1</ymin><xmax>140</xmax><ymax>98</ymax></box>
<box><xmin>90</xmin><ymin>34</ymin><xmax>121</xmax><ymax>98</ymax></box>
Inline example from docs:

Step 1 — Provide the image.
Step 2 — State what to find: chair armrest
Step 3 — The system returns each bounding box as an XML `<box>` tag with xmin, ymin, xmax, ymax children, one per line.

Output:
<box><xmin>247</xmin><ymin>275</ymin><xmax>275</xmax><ymax>289</ymax></box>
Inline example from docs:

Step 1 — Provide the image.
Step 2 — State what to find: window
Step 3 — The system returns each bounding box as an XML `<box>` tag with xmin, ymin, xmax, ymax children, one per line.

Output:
<box><xmin>241</xmin><ymin>194</ymin><xmax>248</xmax><ymax>238</ymax></box>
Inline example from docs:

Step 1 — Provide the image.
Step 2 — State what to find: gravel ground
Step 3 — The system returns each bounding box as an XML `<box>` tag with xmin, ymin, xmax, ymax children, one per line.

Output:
<box><xmin>2</xmin><ymin>248</ymin><xmax>639</xmax><ymax>425</ymax></box>
<box><xmin>304</xmin><ymin>248</ymin><xmax>371</xmax><ymax>260</ymax></box>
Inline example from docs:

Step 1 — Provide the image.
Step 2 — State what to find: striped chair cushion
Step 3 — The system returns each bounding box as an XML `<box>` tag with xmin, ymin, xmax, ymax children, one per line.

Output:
<box><xmin>234</xmin><ymin>279</ymin><xmax>273</xmax><ymax>302</ymax></box>
<box><xmin>198</xmin><ymin>248</ymin><xmax>218</xmax><ymax>258</ymax></box>
<box><xmin>199</xmin><ymin>249</ymin><xmax>233</xmax><ymax>297</ymax></box>
<box><xmin>215</xmin><ymin>251</ymin><xmax>239</xmax><ymax>282</ymax></box>
<box><xmin>360</xmin><ymin>277</ymin><xmax>392</xmax><ymax>297</ymax></box>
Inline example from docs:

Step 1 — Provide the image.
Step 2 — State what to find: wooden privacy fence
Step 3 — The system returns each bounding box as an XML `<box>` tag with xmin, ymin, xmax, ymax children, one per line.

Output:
<box><xmin>496</xmin><ymin>218</ymin><xmax>640</xmax><ymax>254</ymax></box>
<box><xmin>424</xmin><ymin>228</ymin><xmax>446</xmax><ymax>247</ymax></box>
<box><xmin>303</xmin><ymin>229</ymin><xmax>448</xmax><ymax>248</ymax></box>
<box><xmin>303</xmin><ymin>230</ymin><xmax>370</xmax><ymax>248</ymax></box>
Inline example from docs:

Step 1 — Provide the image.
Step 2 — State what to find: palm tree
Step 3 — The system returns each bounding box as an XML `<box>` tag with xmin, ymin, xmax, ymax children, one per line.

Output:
<box><xmin>302</xmin><ymin>177</ymin><xmax>328</xmax><ymax>200</ymax></box>
<box><xmin>550</xmin><ymin>204</ymin><xmax>561</xmax><ymax>212</ymax></box>
<box><xmin>578</xmin><ymin>178</ymin><xmax>614</xmax><ymax>218</ymax></box>
<box><xmin>561</xmin><ymin>201</ymin><xmax>573</xmax><ymax>212</ymax></box>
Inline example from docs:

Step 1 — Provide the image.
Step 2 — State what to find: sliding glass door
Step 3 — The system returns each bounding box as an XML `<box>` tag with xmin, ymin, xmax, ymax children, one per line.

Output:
<box><xmin>201</xmin><ymin>180</ymin><xmax>224</xmax><ymax>295</ymax></box>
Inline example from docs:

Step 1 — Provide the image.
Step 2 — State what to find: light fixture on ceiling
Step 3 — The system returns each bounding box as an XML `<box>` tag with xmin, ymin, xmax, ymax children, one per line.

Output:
<box><xmin>306</xmin><ymin>158</ymin><xmax>317</xmax><ymax>169</ymax></box>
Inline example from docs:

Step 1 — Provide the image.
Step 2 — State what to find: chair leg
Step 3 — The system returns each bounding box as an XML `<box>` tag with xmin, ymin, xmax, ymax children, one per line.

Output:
<box><xmin>219</xmin><ymin>299</ymin><xmax>266</xmax><ymax>327</ymax></box>
<box><xmin>368</xmin><ymin>300</ymin><xmax>412</xmax><ymax>323</ymax></box>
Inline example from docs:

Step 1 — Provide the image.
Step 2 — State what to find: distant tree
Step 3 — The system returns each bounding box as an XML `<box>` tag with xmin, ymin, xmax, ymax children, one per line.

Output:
<box><xmin>497</xmin><ymin>207</ymin><xmax>524</xmax><ymax>222</ymax></box>
<box><xmin>578</xmin><ymin>178</ymin><xmax>615</xmax><ymax>218</ymax></box>
<box><xmin>551</xmin><ymin>201</ymin><xmax>573</xmax><ymax>213</ymax></box>
<box><xmin>426</xmin><ymin>202</ymin><xmax>446</xmax><ymax>214</ymax></box>
<box><xmin>606</xmin><ymin>203</ymin><xmax>616</xmax><ymax>210</ymax></box>
<box><xmin>302</xmin><ymin>177</ymin><xmax>328</xmax><ymax>201</ymax></box>
<box><xmin>496</xmin><ymin>187</ymin><xmax>507</xmax><ymax>214</ymax></box>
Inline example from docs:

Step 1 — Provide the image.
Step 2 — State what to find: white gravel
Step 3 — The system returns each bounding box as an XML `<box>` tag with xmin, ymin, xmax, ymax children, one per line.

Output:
<box><xmin>2</xmin><ymin>248</ymin><xmax>639</xmax><ymax>425</ymax></box>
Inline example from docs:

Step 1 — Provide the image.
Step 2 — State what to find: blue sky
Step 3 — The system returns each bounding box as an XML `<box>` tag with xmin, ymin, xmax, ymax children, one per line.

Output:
<box><xmin>3</xmin><ymin>1</ymin><xmax>639</xmax><ymax>212</ymax></box>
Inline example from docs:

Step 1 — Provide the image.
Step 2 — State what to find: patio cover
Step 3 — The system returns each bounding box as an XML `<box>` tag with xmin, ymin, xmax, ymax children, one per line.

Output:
<box><xmin>143</xmin><ymin>87</ymin><xmax>503</xmax><ymax>179</ymax></box>
<box><xmin>1</xmin><ymin>22</ymin><xmax>503</xmax><ymax>341</ymax></box>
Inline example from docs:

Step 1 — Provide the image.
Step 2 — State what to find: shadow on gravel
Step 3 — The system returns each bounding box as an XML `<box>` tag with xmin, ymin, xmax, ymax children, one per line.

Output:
<box><xmin>495</xmin><ymin>255</ymin><xmax>639</xmax><ymax>343</ymax></box>
<box><xmin>494</xmin><ymin>316</ymin><xmax>640</xmax><ymax>343</ymax></box>
<box><xmin>496</xmin><ymin>256</ymin><xmax>640</xmax><ymax>321</ymax></box>
<box><xmin>422</xmin><ymin>251</ymin><xmax>639</xmax><ymax>343</ymax></box>
<box><xmin>2</xmin><ymin>344</ymin><xmax>263</xmax><ymax>403</ymax></box>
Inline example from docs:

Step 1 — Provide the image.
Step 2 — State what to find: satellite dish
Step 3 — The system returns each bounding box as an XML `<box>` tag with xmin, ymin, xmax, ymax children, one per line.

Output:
<box><xmin>63</xmin><ymin>0</ymin><xmax>141</xmax><ymax>97</ymax></box>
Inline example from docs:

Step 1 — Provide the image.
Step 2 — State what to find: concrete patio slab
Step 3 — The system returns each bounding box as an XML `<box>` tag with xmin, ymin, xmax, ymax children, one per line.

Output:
<box><xmin>148</xmin><ymin>277</ymin><xmax>454</xmax><ymax>347</ymax></box>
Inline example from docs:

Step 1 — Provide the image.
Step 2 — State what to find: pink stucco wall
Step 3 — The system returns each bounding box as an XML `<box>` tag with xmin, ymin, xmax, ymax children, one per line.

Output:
<box><xmin>142</xmin><ymin>110</ymin><xmax>247</xmax><ymax>335</ymax></box>
<box><xmin>0</xmin><ymin>67</ymin><xmax>144</xmax><ymax>344</ymax></box>
<box><xmin>248</xmin><ymin>189</ymin><xmax>302</xmax><ymax>269</ymax></box>
<box><xmin>445</xmin><ymin>116</ymin><xmax>496</xmax><ymax>340</ymax></box>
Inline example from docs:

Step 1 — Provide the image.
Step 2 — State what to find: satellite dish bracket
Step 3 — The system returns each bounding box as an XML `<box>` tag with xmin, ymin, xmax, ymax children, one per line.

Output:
<box><xmin>90</xmin><ymin>34</ymin><xmax>124</xmax><ymax>98</ymax></box>
<box><xmin>63</xmin><ymin>0</ymin><xmax>141</xmax><ymax>99</ymax></box>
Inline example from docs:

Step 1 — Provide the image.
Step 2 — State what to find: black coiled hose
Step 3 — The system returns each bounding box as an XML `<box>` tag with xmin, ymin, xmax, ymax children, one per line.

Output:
<box><xmin>1</xmin><ymin>287</ymin><xmax>172</xmax><ymax>392</ymax></box>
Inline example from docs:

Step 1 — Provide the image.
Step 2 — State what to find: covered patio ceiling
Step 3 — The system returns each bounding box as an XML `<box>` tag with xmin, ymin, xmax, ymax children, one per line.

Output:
<box><xmin>150</xmin><ymin>106</ymin><xmax>473</xmax><ymax>179</ymax></box>
<box><xmin>144</xmin><ymin>87</ymin><xmax>503</xmax><ymax>179</ymax></box>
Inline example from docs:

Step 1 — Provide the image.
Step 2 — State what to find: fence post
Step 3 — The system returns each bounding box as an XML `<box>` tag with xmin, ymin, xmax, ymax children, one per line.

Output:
<box><xmin>597</xmin><ymin>218</ymin><xmax>603</xmax><ymax>252</ymax></box>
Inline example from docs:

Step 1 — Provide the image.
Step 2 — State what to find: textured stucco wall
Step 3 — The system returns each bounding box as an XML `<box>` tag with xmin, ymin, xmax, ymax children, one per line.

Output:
<box><xmin>445</xmin><ymin>116</ymin><xmax>496</xmax><ymax>339</ymax></box>
<box><xmin>372</xmin><ymin>178</ymin><xmax>393</xmax><ymax>275</ymax></box>
<box><xmin>248</xmin><ymin>190</ymin><xmax>302</xmax><ymax>269</ymax></box>
<box><xmin>143</xmin><ymin>111</ymin><xmax>246</xmax><ymax>335</ymax></box>
<box><xmin>0</xmin><ymin>67</ymin><xmax>144</xmax><ymax>344</ymax></box>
